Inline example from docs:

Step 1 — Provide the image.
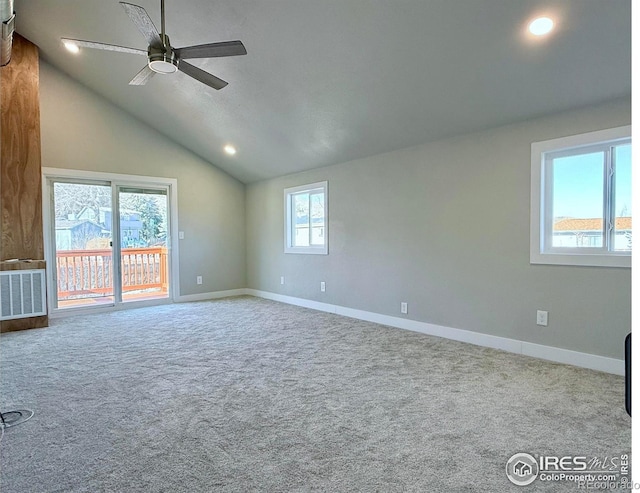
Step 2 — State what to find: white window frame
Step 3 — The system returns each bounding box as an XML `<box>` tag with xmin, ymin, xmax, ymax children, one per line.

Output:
<box><xmin>284</xmin><ymin>181</ymin><xmax>328</xmax><ymax>255</ymax></box>
<box><xmin>530</xmin><ymin>126</ymin><xmax>631</xmax><ymax>268</ymax></box>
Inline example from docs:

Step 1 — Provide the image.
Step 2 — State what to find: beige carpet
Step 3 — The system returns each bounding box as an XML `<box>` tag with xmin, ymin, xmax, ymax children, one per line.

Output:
<box><xmin>0</xmin><ymin>296</ymin><xmax>630</xmax><ymax>492</ymax></box>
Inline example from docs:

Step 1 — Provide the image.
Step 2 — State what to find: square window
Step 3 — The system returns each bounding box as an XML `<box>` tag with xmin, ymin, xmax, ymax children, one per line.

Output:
<box><xmin>284</xmin><ymin>182</ymin><xmax>328</xmax><ymax>254</ymax></box>
<box><xmin>531</xmin><ymin>126</ymin><xmax>631</xmax><ymax>268</ymax></box>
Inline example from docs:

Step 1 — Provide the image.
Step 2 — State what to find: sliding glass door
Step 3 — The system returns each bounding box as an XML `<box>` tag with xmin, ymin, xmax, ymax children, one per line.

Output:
<box><xmin>117</xmin><ymin>187</ymin><xmax>169</xmax><ymax>303</ymax></box>
<box><xmin>52</xmin><ymin>181</ymin><xmax>115</xmax><ymax>308</ymax></box>
<box><xmin>49</xmin><ymin>178</ymin><xmax>171</xmax><ymax>310</ymax></box>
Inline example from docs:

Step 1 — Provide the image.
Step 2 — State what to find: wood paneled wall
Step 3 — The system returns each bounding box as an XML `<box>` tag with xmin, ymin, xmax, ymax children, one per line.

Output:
<box><xmin>1</xmin><ymin>34</ymin><xmax>47</xmax><ymax>332</ymax></box>
<box><xmin>1</xmin><ymin>34</ymin><xmax>43</xmax><ymax>260</ymax></box>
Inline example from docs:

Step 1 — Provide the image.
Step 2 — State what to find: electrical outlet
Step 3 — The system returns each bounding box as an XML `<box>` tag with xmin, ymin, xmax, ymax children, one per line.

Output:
<box><xmin>401</xmin><ymin>302</ymin><xmax>408</xmax><ymax>314</ymax></box>
<box><xmin>196</xmin><ymin>276</ymin><xmax>203</xmax><ymax>285</ymax></box>
<box><xmin>280</xmin><ymin>276</ymin><xmax>285</xmax><ymax>285</ymax></box>
<box><xmin>320</xmin><ymin>281</ymin><xmax>326</xmax><ymax>292</ymax></box>
<box><xmin>178</xmin><ymin>231</ymin><xmax>185</xmax><ymax>240</ymax></box>
<box><xmin>536</xmin><ymin>310</ymin><xmax>548</xmax><ymax>326</ymax></box>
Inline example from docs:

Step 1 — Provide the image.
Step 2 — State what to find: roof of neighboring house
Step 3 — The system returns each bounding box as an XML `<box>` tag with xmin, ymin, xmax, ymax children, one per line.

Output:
<box><xmin>99</xmin><ymin>207</ymin><xmax>140</xmax><ymax>215</ymax></box>
<box><xmin>75</xmin><ymin>206</ymin><xmax>94</xmax><ymax>219</ymax></box>
<box><xmin>554</xmin><ymin>217</ymin><xmax>632</xmax><ymax>232</ymax></box>
<box><xmin>55</xmin><ymin>219</ymin><xmax>103</xmax><ymax>230</ymax></box>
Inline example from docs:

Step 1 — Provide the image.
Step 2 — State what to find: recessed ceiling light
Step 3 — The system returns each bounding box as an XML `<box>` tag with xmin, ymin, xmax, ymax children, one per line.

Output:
<box><xmin>528</xmin><ymin>17</ymin><xmax>554</xmax><ymax>36</ymax></box>
<box><xmin>224</xmin><ymin>145</ymin><xmax>237</xmax><ymax>155</ymax></box>
<box><xmin>63</xmin><ymin>41</ymin><xmax>80</xmax><ymax>54</ymax></box>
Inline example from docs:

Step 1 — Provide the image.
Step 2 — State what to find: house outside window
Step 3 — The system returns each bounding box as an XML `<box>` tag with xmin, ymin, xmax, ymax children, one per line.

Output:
<box><xmin>284</xmin><ymin>181</ymin><xmax>328</xmax><ymax>254</ymax></box>
<box><xmin>530</xmin><ymin>126</ymin><xmax>631</xmax><ymax>268</ymax></box>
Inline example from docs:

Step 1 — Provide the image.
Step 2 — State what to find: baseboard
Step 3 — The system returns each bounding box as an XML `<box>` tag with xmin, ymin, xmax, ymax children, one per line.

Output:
<box><xmin>247</xmin><ymin>289</ymin><xmax>335</xmax><ymax>313</ymax></box>
<box><xmin>521</xmin><ymin>342</ymin><xmax>624</xmax><ymax>375</ymax></box>
<box><xmin>176</xmin><ymin>289</ymin><xmax>247</xmax><ymax>303</ymax></box>
<box><xmin>245</xmin><ymin>289</ymin><xmax>624</xmax><ymax>376</ymax></box>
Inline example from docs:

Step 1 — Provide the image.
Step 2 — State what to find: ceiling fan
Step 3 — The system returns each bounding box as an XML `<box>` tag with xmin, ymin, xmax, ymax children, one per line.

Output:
<box><xmin>61</xmin><ymin>0</ymin><xmax>247</xmax><ymax>90</ymax></box>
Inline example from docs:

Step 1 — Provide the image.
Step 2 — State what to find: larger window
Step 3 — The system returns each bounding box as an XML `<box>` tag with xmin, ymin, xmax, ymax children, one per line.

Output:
<box><xmin>284</xmin><ymin>181</ymin><xmax>328</xmax><ymax>254</ymax></box>
<box><xmin>530</xmin><ymin>126</ymin><xmax>631</xmax><ymax>268</ymax></box>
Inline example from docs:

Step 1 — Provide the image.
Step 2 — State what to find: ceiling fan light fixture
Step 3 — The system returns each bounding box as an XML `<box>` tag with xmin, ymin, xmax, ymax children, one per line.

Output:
<box><xmin>148</xmin><ymin>49</ymin><xmax>178</xmax><ymax>74</ymax></box>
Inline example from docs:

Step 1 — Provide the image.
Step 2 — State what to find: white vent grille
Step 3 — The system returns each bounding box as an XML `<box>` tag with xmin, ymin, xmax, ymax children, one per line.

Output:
<box><xmin>0</xmin><ymin>269</ymin><xmax>46</xmax><ymax>320</ymax></box>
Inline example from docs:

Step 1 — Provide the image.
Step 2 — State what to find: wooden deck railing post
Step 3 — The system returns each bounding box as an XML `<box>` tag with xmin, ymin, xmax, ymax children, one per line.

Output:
<box><xmin>160</xmin><ymin>248</ymin><xmax>168</xmax><ymax>291</ymax></box>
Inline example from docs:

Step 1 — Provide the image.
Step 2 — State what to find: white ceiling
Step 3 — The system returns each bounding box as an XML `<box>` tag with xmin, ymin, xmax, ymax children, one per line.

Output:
<box><xmin>15</xmin><ymin>0</ymin><xmax>631</xmax><ymax>183</ymax></box>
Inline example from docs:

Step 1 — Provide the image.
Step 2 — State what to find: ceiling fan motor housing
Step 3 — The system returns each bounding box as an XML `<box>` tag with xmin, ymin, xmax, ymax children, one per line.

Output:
<box><xmin>148</xmin><ymin>41</ymin><xmax>178</xmax><ymax>74</ymax></box>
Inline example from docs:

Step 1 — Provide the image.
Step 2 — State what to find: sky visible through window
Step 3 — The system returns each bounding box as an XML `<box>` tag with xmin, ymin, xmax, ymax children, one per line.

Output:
<box><xmin>552</xmin><ymin>144</ymin><xmax>631</xmax><ymax>220</ymax></box>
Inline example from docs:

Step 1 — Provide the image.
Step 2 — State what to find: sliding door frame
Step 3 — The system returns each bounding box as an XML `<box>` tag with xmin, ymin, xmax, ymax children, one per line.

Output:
<box><xmin>42</xmin><ymin>168</ymin><xmax>180</xmax><ymax>316</ymax></box>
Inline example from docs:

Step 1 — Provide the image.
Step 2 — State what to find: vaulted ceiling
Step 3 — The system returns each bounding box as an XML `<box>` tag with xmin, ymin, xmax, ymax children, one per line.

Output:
<box><xmin>15</xmin><ymin>0</ymin><xmax>631</xmax><ymax>183</ymax></box>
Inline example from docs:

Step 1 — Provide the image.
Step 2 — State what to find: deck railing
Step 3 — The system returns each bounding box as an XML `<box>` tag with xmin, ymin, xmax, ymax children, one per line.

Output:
<box><xmin>56</xmin><ymin>247</ymin><xmax>168</xmax><ymax>299</ymax></box>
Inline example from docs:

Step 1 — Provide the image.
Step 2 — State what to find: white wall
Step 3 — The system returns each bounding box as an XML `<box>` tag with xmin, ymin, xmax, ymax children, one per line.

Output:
<box><xmin>39</xmin><ymin>61</ymin><xmax>246</xmax><ymax>296</ymax></box>
<box><xmin>246</xmin><ymin>97</ymin><xmax>631</xmax><ymax>360</ymax></box>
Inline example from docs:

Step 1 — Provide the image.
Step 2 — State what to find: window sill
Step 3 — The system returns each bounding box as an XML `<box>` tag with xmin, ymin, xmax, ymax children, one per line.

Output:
<box><xmin>530</xmin><ymin>252</ymin><xmax>631</xmax><ymax>268</ymax></box>
<box><xmin>284</xmin><ymin>247</ymin><xmax>328</xmax><ymax>255</ymax></box>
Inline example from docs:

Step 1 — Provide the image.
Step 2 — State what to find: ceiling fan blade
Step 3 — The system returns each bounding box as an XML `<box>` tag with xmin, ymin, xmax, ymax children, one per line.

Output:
<box><xmin>120</xmin><ymin>2</ymin><xmax>163</xmax><ymax>48</ymax></box>
<box><xmin>129</xmin><ymin>65</ymin><xmax>156</xmax><ymax>85</ymax></box>
<box><xmin>178</xmin><ymin>61</ymin><xmax>228</xmax><ymax>90</ymax></box>
<box><xmin>61</xmin><ymin>38</ymin><xmax>147</xmax><ymax>56</ymax></box>
<box><xmin>175</xmin><ymin>40</ymin><xmax>247</xmax><ymax>60</ymax></box>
